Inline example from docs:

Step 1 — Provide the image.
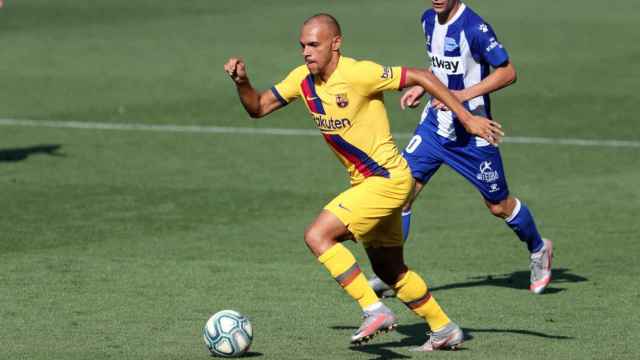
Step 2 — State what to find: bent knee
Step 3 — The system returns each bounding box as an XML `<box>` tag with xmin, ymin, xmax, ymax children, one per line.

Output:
<box><xmin>303</xmin><ymin>226</ymin><xmax>337</xmax><ymax>256</ymax></box>
<box><xmin>485</xmin><ymin>200</ymin><xmax>510</xmax><ymax>218</ymax></box>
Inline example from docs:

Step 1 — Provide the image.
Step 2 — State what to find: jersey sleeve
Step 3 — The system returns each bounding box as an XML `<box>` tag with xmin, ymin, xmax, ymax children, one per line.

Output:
<box><xmin>468</xmin><ymin>21</ymin><xmax>509</xmax><ymax>68</ymax></box>
<box><xmin>348</xmin><ymin>61</ymin><xmax>407</xmax><ymax>96</ymax></box>
<box><xmin>271</xmin><ymin>66</ymin><xmax>306</xmax><ymax>105</ymax></box>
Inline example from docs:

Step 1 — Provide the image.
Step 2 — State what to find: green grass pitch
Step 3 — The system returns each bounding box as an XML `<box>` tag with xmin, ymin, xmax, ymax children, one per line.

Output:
<box><xmin>1</xmin><ymin>1</ymin><xmax>639</xmax><ymax>359</ymax></box>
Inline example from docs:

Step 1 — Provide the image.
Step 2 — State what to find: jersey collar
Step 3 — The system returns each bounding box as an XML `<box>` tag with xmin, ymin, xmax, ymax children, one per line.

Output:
<box><xmin>317</xmin><ymin>55</ymin><xmax>343</xmax><ymax>85</ymax></box>
<box><xmin>437</xmin><ymin>3</ymin><xmax>466</xmax><ymax>26</ymax></box>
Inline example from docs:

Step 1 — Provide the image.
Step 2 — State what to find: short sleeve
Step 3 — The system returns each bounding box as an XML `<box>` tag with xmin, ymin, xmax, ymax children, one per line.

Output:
<box><xmin>348</xmin><ymin>61</ymin><xmax>407</xmax><ymax>96</ymax></box>
<box><xmin>468</xmin><ymin>21</ymin><xmax>509</xmax><ymax>68</ymax></box>
<box><xmin>271</xmin><ymin>66</ymin><xmax>307</xmax><ymax>105</ymax></box>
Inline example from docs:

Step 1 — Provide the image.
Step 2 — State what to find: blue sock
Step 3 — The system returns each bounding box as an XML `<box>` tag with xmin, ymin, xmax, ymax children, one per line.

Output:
<box><xmin>401</xmin><ymin>210</ymin><xmax>412</xmax><ymax>242</ymax></box>
<box><xmin>505</xmin><ymin>199</ymin><xmax>543</xmax><ymax>253</ymax></box>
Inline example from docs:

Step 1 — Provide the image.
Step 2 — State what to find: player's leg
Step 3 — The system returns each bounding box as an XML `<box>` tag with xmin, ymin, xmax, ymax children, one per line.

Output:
<box><xmin>367</xmin><ymin>180</ymin><xmax>427</xmax><ymax>299</ymax></box>
<box><xmin>400</xmin><ymin>130</ymin><xmax>444</xmax><ymax>242</ymax></box>
<box><xmin>368</xmin><ymin>182</ymin><xmax>425</xmax><ymax>299</ymax></box>
<box><xmin>365</xmin><ymin>244</ymin><xmax>463</xmax><ymax>351</ymax></box>
<box><xmin>484</xmin><ymin>196</ymin><xmax>553</xmax><ymax>294</ymax></box>
<box><xmin>484</xmin><ymin>196</ymin><xmax>544</xmax><ymax>253</ymax></box>
<box><xmin>305</xmin><ymin>210</ymin><xmax>383</xmax><ymax>313</ymax></box>
<box><xmin>401</xmin><ymin>180</ymin><xmax>426</xmax><ymax>241</ymax></box>
<box><xmin>320</xmin><ymin>182</ymin><xmax>409</xmax><ymax>344</ymax></box>
<box><xmin>485</xmin><ymin>196</ymin><xmax>548</xmax><ymax>256</ymax></box>
<box><xmin>368</xmin><ymin>130</ymin><xmax>443</xmax><ymax>297</ymax></box>
<box><xmin>444</xmin><ymin>142</ymin><xmax>552</xmax><ymax>293</ymax></box>
<box><xmin>306</xmin><ymin>210</ymin><xmax>399</xmax><ymax>344</ymax></box>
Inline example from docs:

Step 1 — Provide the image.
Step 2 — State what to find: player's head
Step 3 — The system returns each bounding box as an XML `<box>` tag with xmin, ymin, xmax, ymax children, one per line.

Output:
<box><xmin>300</xmin><ymin>13</ymin><xmax>342</xmax><ymax>76</ymax></box>
<box><xmin>431</xmin><ymin>0</ymin><xmax>460</xmax><ymax>15</ymax></box>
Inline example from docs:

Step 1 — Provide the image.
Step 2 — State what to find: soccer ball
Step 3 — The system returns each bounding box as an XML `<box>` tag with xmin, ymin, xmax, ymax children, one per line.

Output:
<box><xmin>203</xmin><ymin>310</ymin><xmax>253</xmax><ymax>357</ymax></box>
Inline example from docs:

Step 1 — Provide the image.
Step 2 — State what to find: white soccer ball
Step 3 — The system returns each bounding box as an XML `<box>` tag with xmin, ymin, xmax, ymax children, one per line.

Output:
<box><xmin>203</xmin><ymin>310</ymin><xmax>253</xmax><ymax>358</ymax></box>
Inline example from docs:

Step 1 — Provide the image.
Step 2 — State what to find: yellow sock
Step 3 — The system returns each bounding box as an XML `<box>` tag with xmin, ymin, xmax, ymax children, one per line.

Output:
<box><xmin>395</xmin><ymin>270</ymin><xmax>451</xmax><ymax>331</ymax></box>
<box><xmin>318</xmin><ymin>243</ymin><xmax>379</xmax><ymax>310</ymax></box>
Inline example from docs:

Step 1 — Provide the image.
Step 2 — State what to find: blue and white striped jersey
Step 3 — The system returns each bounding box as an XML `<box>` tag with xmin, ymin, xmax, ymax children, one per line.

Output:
<box><xmin>419</xmin><ymin>3</ymin><xmax>509</xmax><ymax>146</ymax></box>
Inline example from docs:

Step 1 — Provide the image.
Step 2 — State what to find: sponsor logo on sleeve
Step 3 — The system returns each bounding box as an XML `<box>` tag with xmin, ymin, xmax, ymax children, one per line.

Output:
<box><xmin>381</xmin><ymin>66</ymin><xmax>393</xmax><ymax>80</ymax></box>
<box><xmin>479</xmin><ymin>23</ymin><xmax>489</xmax><ymax>33</ymax></box>
<box><xmin>485</xmin><ymin>37</ymin><xmax>503</xmax><ymax>53</ymax></box>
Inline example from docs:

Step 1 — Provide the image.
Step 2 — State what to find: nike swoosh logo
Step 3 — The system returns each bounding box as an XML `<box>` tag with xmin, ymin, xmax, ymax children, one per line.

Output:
<box><xmin>432</xmin><ymin>333</ymin><xmax>460</xmax><ymax>349</ymax></box>
<box><xmin>306</xmin><ymin>96</ymin><xmax>319</xmax><ymax>101</ymax></box>
<box><xmin>338</xmin><ymin>203</ymin><xmax>351</xmax><ymax>212</ymax></box>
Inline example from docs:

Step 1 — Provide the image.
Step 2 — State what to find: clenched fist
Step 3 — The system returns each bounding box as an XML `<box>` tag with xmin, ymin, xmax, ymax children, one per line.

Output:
<box><xmin>224</xmin><ymin>58</ymin><xmax>249</xmax><ymax>84</ymax></box>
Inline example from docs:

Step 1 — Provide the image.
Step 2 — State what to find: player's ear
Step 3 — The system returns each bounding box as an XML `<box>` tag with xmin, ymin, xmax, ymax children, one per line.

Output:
<box><xmin>332</xmin><ymin>35</ymin><xmax>342</xmax><ymax>52</ymax></box>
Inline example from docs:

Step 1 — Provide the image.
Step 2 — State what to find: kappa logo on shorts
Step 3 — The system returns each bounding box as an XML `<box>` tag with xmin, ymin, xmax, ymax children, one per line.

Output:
<box><xmin>480</xmin><ymin>161</ymin><xmax>493</xmax><ymax>173</ymax></box>
<box><xmin>476</xmin><ymin>161</ymin><xmax>500</xmax><ymax>183</ymax></box>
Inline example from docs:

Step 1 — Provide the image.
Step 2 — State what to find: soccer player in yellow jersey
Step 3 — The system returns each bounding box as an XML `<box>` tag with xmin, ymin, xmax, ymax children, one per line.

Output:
<box><xmin>224</xmin><ymin>13</ymin><xmax>503</xmax><ymax>351</ymax></box>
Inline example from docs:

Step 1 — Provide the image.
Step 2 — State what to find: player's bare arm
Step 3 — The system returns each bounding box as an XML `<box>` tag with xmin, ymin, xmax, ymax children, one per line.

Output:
<box><xmin>432</xmin><ymin>61</ymin><xmax>517</xmax><ymax>110</ymax></box>
<box><xmin>460</xmin><ymin>61</ymin><xmax>516</xmax><ymax>101</ymax></box>
<box><xmin>224</xmin><ymin>57</ymin><xmax>284</xmax><ymax>118</ymax></box>
<box><xmin>404</xmin><ymin>68</ymin><xmax>504</xmax><ymax>145</ymax></box>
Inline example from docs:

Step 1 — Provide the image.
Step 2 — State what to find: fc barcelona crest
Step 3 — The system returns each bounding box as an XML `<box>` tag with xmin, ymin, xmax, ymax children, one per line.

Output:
<box><xmin>336</xmin><ymin>93</ymin><xmax>349</xmax><ymax>108</ymax></box>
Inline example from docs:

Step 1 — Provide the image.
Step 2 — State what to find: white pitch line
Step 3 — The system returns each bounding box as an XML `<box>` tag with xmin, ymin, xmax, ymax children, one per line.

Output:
<box><xmin>0</xmin><ymin>117</ymin><xmax>639</xmax><ymax>148</ymax></box>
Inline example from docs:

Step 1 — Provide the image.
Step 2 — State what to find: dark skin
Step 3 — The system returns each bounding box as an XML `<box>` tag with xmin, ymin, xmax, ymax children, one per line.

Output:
<box><xmin>224</xmin><ymin>18</ymin><xmax>504</xmax><ymax>285</ymax></box>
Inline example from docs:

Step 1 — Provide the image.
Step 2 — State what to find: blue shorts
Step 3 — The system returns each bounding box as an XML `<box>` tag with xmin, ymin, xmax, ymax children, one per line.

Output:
<box><xmin>402</xmin><ymin>128</ymin><xmax>509</xmax><ymax>204</ymax></box>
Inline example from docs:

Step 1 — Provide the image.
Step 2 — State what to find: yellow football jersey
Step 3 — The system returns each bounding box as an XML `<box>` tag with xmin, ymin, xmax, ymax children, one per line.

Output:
<box><xmin>272</xmin><ymin>56</ymin><xmax>409</xmax><ymax>185</ymax></box>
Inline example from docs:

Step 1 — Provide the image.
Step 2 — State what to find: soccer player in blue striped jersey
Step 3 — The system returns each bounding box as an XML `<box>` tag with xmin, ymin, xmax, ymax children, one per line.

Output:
<box><xmin>370</xmin><ymin>0</ymin><xmax>553</xmax><ymax>298</ymax></box>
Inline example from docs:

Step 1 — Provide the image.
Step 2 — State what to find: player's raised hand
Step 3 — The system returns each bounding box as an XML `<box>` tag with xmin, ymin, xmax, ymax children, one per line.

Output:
<box><xmin>224</xmin><ymin>57</ymin><xmax>248</xmax><ymax>84</ymax></box>
<box><xmin>464</xmin><ymin>116</ymin><xmax>505</xmax><ymax>145</ymax></box>
<box><xmin>400</xmin><ymin>85</ymin><xmax>425</xmax><ymax>110</ymax></box>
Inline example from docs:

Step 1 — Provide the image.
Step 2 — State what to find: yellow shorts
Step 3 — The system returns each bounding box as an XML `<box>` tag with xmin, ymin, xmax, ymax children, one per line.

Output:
<box><xmin>324</xmin><ymin>171</ymin><xmax>413</xmax><ymax>248</ymax></box>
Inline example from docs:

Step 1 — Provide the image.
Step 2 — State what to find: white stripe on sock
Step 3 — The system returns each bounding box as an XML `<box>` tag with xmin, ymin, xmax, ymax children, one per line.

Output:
<box><xmin>505</xmin><ymin>198</ymin><xmax>522</xmax><ymax>223</ymax></box>
<box><xmin>364</xmin><ymin>302</ymin><xmax>383</xmax><ymax>312</ymax></box>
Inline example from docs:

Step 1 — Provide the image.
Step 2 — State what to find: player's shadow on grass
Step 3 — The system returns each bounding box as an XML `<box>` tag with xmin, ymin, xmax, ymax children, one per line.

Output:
<box><xmin>339</xmin><ymin>323</ymin><xmax>572</xmax><ymax>359</ymax></box>
<box><xmin>335</xmin><ymin>270</ymin><xmax>583</xmax><ymax>359</ymax></box>
<box><xmin>239</xmin><ymin>352</ymin><xmax>263</xmax><ymax>357</ymax></box>
<box><xmin>0</xmin><ymin>144</ymin><xmax>64</xmax><ymax>162</ymax></box>
<box><xmin>430</xmin><ymin>268</ymin><xmax>587</xmax><ymax>294</ymax></box>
